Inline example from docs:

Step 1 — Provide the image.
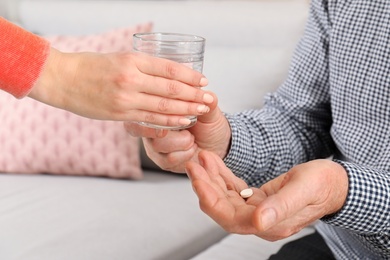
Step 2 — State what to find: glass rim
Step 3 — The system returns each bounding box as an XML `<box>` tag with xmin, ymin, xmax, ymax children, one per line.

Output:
<box><xmin>133</xmin><ymin>32</ymin><xmax>205</xmax><ymax>43</ymax></box>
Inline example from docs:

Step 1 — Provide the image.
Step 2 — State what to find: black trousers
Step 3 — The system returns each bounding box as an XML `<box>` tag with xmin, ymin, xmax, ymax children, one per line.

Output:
<box><xmin>268</xmin><ymin>231</ymin><xmax>336</xmax><ymax>260</ymax></box>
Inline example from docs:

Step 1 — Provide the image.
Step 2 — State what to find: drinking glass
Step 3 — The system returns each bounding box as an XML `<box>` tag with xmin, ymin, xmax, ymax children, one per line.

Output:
<box><xmin>133</xmin><ymin>32</ymin><xmax>206</xmax><ymax>130</ymax></box>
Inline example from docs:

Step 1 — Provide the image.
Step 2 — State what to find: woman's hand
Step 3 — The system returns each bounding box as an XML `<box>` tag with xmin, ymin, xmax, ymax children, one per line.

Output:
<box><xmin>185</xmin><ymin>151</ymin><xmax>349</xmax><ymax>241</ymax></box>
<box><xmin>29</xmin><ymin>48</ymin><xmax>212</xmax><ymax>126</ymax></box>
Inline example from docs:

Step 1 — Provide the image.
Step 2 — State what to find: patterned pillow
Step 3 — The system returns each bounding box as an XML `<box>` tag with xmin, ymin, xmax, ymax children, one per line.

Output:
<box><xmin>45</xmin><ymin>23</ymin><xmax>152</xmax><ymax>53</ymax></box>
<box><xmin>0</xmin><ymin>22</ymin><xmax>153</xmax><ymax>179</ymax></box>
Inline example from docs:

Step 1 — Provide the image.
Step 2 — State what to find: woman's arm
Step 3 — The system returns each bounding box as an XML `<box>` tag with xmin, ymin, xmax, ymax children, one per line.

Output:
<box><xmin>0</xmin><ymin>17</ymin><xmax>49</xmax><ymax>98</ymax></box>
<box><xmin>0</xmin><ymin>18</ymin><xmax>213</xmax><ymax>124</ymax></box>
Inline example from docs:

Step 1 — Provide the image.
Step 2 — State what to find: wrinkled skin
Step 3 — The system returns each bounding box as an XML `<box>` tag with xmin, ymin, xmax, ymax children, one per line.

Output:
<box><xmin>185</xmin><ymin>151</ymin><xmax>349</xmax><ymax>241</ymax></box>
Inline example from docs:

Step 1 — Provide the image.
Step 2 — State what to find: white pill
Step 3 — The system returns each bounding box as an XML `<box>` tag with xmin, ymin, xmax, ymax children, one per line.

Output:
<box><xmin>240</xmin><ymin>188</ymin><xmax>253</xmax><ymax>199</ymax></box>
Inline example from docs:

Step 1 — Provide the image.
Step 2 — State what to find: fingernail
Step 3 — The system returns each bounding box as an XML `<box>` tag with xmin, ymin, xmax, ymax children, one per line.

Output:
<box><xmin>197</xmin><ymin>105</ymin><xmax>210</xmax><ymax>114</ymax></box>
<box><xmin>203</xmin><ymin>93</ymin><xmax>214</xmax><ymax>103</ymax></box>
<box><xmin>179</xmin><ymin>118</ymin><xmax>192</xmax><ymax>126</ymax></box>
<box><xmin>261</xmin><ymin>208</ymin><xmax>277</xmax><ymax>230</ymax></box>
<box><xmin>199</xmin><ymin>77</ymin><xmax>208</xmax><ymax>87</ymax></box>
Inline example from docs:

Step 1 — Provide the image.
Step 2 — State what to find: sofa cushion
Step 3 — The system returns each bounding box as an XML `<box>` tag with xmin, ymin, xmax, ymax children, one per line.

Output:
<box><xmin>0</xmin><ymin>171</ymin><xmax>227</xmax><ymax>260</ymax></box>
<box><xmin>44</xmin><ymin>22</ymin><xmax>152</xmax><ymax>53</ymax></box>
<box><xmin>0</xmin><ymin>22</ymin><xmax>153</xmax><ymax>179</ymax></box>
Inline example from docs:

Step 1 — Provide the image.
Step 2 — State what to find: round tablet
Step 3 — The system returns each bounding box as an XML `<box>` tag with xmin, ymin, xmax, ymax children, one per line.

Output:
<box><xmin>240</xmin><ymin>188</ymin><xmax>253</xmax><ymax>199</ymax></box>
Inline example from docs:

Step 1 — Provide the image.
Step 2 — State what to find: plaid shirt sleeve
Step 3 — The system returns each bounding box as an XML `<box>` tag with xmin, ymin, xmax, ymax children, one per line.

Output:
<box><xmin>224</xmin><ymin>0</ymin><xmax>335</xmax><ymax>187</ymax></box>
<box><xmin>324</xmin><ymin>160</ymin><xmax>390</xmax><ymax>256</ymax></box>
<box><xmin>224</xmin><ymin>0</ymin><xmax>390</xmax><ymax>258</ymax></box>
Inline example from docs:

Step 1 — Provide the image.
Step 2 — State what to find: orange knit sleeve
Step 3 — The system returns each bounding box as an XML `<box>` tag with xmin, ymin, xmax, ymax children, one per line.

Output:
<box><xmin>0</xmin><ymin>17</ymin><xmax>50</xmax><ymax>98</ymax></box>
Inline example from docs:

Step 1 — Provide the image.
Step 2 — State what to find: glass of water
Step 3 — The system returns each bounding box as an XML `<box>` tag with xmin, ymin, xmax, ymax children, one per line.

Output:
<box><xmin>133</xmin><ymin>32</ymin><xmax>206</xmax><ymax>130</ymax></box>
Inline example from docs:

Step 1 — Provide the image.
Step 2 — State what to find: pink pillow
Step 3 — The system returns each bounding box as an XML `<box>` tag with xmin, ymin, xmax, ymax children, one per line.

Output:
<box><xmin>0</xmin><ymin>22</ymin><xmax>153</xmax><ymax>179</ymax></box>
<box><xmin>45</xmin><ymin>22</ymin><xmax>153</xmax><ymax>53</ymax></box>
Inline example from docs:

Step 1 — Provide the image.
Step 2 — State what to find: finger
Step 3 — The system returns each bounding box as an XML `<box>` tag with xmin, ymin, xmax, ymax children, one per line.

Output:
<box><xmin>187</xmin><ymin>164</ymin><xmax>233</xmax><ymax>222</ymax></box>
<box><xmin>197</xmin><ymin>93</ymin><xmax>220</xmax><ymax>123</ymax></box>
<box><xmin>123</xmin><ymin>110</ymin><xmax>196</xmax><ymax>130</ymax></box>
<box><xmin>185</xmin><ymin>160</ymin><xmax>210</xmax><ymax>184</ymax></box>
<box><xmin>197</xmin><ymin>151</ymin><xmax>256</xmax><ymax>219</ymax></box>
<box><xmin>186</xmin><ymin>161</ymin><xmax>257</xmax><ymax>234</ymax></box>
<box><xmin>151</xmin><ymin>145</ymin><xmax>198</xmax><ymax>173</ymax></box>
<box><xmin>221</xmin><ymin>174</ymin><xmax>248</xmax><ymax>194</ymax></box>
<box><xmin>123</xmin><ymin>121</ymin><xmax>168</xmax><ymax>138</ymax></box>
<box><xmin>185</xmin><ymin>160</ymin><xmax>224</xmax><ymax>199</ymax></box>
<box><xmin>202</xmin><ymin>151</ymin><xmax>248</xmax><ymax>193</ymax></box>
<box><xmin>136</xmin><ymin>74</ymin><xmax>214</xmax><ymax>104</ymax></box>
<box><xmin>136</xmin><ymin>53</ymin><xmax>208</xmax><ymax>87</ymax></box>
<box><xmin>186</xmin><ymin>157</ymin><xmax>257</xmax><ymax>234</ymax></box>
<box><xmin>128</xmin><ymin>92</ymin><xmax>209</xmax><ymax>117</ymax></box>
<box><xmin>197</xmin><ymin>150</ymin><xmax>230</xmax><ymax>193</ymax></box>
<box><xmin>146</xmin><ymin>130</ymin><xmax>194</xmax><ymax>153</ymax></box>
<box><xmin>253</xmin><ymin>174</ymin><xmax>311</xmax><ymax>231</ymax></box>
<box><xmin>144</xmin><ymin>132</ymin><xmax>198</xmax><ymax>172</ymax></box>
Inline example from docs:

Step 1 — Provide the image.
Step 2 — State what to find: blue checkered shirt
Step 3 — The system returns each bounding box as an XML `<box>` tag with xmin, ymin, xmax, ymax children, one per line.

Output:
<box><xmin>224</xmin><ymin>1</ymin><xmax>390</xmax><ymax>259</ymax></box>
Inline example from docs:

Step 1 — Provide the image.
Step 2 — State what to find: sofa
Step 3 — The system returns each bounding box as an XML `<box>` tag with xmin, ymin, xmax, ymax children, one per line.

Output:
<box><xmin>0</xmin><ymin>0</ymin><xmax>312</xmax><ymax>259</ymax></box>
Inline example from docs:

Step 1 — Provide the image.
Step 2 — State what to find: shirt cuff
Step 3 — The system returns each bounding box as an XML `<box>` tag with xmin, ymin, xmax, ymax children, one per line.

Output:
<box><xmin>322</xmin><ymin>159</ymin><xmax>390</xmax><ymax>234</ymax></box>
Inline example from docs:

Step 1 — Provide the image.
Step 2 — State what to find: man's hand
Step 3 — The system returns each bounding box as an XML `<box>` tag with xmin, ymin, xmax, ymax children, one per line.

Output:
<box><xmin>124</xmin><ymin>91</ymin><xmax>232</xmax><ymax>173</ymax></box>
<box><xmin>185</xmin><ymin>150</ymin><xmax>349</xmax><ymax>241</ymax></box>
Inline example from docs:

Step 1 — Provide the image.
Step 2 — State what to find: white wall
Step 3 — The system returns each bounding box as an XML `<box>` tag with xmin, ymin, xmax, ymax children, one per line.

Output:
<box><xmin>0</xmin><ymin>0</ymin><xmax>9</xmax><ymax>18</ymax></box>
<box><xmin>0</xmin><ymin>0</ymin><xmax>21</xmax><ymax>22</ymax></box>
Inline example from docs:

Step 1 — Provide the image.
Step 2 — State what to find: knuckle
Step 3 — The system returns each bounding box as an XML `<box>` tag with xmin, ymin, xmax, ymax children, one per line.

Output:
<box><xmin>166</xmin><ymin>116</ymin><xmax>176</xmax><ymax>126</ymax></box>
<box><xmin>165</xmin><ymin>62</ymin><xmax>179</xmax><ymax>78</ymax></box>
<box><xmin>166</xmin><ymin>81</ymin><xmax>181</xmax><ymax>95</ymax></box>
<box><xmin>158</xmin><ymin>98</ymin><xmax>170</xmax><ymax>112</ymax></box>
<box><xmin>144</xmin><ymin>112</ymin><xmax>157</xmax><ymax>123</ymax></box>
<box><xmin>113</xmin><ymin>73</ymin><xmax>128</xmax><ymax>88</ymax></box>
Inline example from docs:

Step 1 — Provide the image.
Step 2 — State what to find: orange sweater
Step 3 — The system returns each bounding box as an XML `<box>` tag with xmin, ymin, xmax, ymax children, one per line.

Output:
<box><xmin>0</xmin><ymin>18</ymin><xmax>50</xmax><ymax>98</ymax></box>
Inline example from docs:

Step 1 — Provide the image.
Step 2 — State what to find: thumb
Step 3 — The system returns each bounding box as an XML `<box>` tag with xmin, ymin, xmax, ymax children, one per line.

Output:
<box><xmin>197</xmin><ymin>91</ymin><xmax>220</xmax><ymax>124</ymax></box>
<box><xmin>252</xmin><ymin>174</ymin><xmax>310</xmax><ymax>231</ymax></box>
